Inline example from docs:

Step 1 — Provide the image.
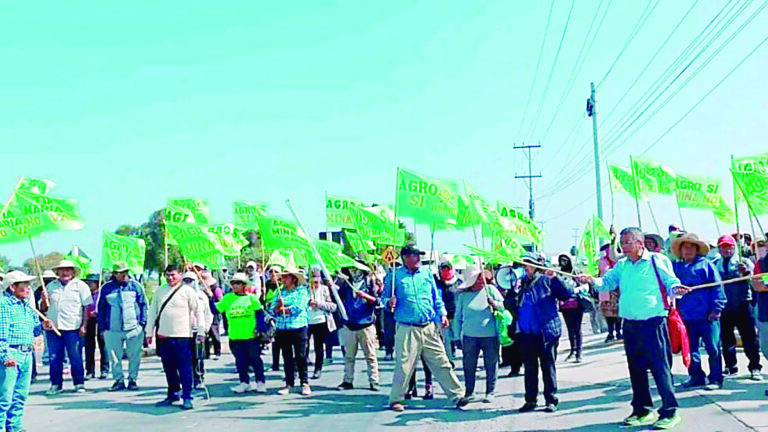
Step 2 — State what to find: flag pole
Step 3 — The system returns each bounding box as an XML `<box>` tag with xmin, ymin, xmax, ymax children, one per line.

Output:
<box><xmin>731</xmin><ymin>168</ymin><xmax>766</xmax><ymax>239</ymax></box>
<box><xmin>675</xmin><ymin>197</ymin><xmax>687</xmax><ymax>231</ymax></box>
<box><xmin>27</xmin><ymin>234</ymin><xmax>60</xmax><ymax>336</ymax></box>
<box><xmin>713</xmin><ymin>213</ymin><xmax>722</xmax><ymax>236</ymax></box>
<box><xmin>646</xmin><ymin>202</ymin><xmax>661</xmax><ymax>234</ymax></box>
<box><xmin>730</xmin><ymin>156</ymin><xmax>743</xmax><ymax>260</ymax></box>
<box><xmin>606</xmin><ymin>162</ymin><xmax>616</xmax><ymax>226</ymax></box>
<box><xmin>285</xmin><ymin>200</ymin><xmax>347</xmax><ymax>321</ymax></box>
<box><xmin>629</xmin><ymin>156</ymin><xmax>643</xmax><ymax>229</ymax></box>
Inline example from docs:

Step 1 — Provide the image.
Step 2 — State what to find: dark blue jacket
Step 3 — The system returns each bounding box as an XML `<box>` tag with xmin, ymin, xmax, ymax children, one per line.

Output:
<box><xmin>514</xmin><ymin>273</ymin><xmax>573</xmax><ymax>344</ymax></box>
<box><xmin>673</xmin><ymin>256</ymin><xmax>726</xmax><ymax>321</ymax></box>
<box><xmin>97</xmin><ymin>278</ymin><xmax>148</xmax><ymax>332</ymax></box>
<box><xmin>336</xmin><ymin>278</ymin><xmax>378</xmax><ymax>331</ymax></box>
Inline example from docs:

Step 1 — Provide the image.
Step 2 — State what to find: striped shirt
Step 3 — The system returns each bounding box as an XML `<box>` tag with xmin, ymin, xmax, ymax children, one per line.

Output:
<box><xmin>0</xmin><ymin>293</ymin><xmax>42</xmax><ymax>362</ymax></box>
<box><xmin>269</xmin><ymin>286</ymin><xmax>310</xmax><ymax>330</ymax></box>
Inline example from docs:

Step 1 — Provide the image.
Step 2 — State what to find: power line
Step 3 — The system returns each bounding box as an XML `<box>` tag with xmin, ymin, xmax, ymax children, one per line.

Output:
<box><xmin>525</xmin><ymin>0</ymin><xmax>576</xmax><ymax>142</ymax></box>
<box><xmin>515</xmin><ymin>0</ymin><xmax>556</xmax><ymax>142</ymax></box>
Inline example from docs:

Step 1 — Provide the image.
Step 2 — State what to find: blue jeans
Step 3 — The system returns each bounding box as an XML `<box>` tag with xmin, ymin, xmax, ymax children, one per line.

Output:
<box><xmin>685</xmin><ymin>319</ymin><xmax>723</xmax><ymax>384</ymax></box>
<box><xmin>0</xmin><ymin>348</ymin><xmax>32</xmax><ymax>432</ymax></box>
<box><xmin>462</xmin><ymin>336</ymin><xmax>499</xmax><ymax>397</ymax></box>
<box><xmin>157</xmin><ymin>337</ymin><xmax>194</xmax><ymax>400</ymax></box>
<box><xmin>229</xmin><ymin>339</ymin><xmax>264</xmax><ymax>384</ymax></box>
<box><xmin>46</xmin><ymin>330</ymin><xmax>85</xmax><ymax>387</ymax></box>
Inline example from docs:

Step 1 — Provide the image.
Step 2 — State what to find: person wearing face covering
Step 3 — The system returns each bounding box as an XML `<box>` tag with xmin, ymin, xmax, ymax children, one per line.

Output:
<box><xmin>435</xmin><ymin>256</ymin><xmax>461</xmax><ymax>361</ymax></box>
<box><xmin>556</xmin><ymin>254</ymin><xmax>585</xmax><ymax>363</ymax></box>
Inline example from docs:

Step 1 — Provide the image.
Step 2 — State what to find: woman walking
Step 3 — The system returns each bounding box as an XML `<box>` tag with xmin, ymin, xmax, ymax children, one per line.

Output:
<box><xmin>306</xmin><ymin>268</ymin><xmax>337</xmax><ymax>379</ymax></box>
<box><xmin>557</xmin><ymin>254</ymin><xmax>585</xmax><ymax>363</ymax></box>
<box><xmin>455</xmin><ymin>266</ymin><xmax>505</xmax><ymax>402</ymax></box>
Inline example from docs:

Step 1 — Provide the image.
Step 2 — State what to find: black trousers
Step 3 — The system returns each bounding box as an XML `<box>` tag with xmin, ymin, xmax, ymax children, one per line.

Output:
<box><xmin>382</xmin><ymin>310</ymin><xmax>396</xmax><ymax>355</ymax></box>
<box><xmin>307</xmin><ymin>323</ymin><xmax>329</xmax><ymax>372</ymax></box>
<box><xmin>520</xmin><ymin>333</ymin><xmax>558</xmax><ymax>405</ymax></box>
<box><xmin>562</xmin><ymin>309</ymin><xmax>584</xmax><ymax>356</ymax></box>
<box><xmin>205</xmin><ymin>324</ymin><xmax>221</xmax><ymax>358</ymax></box>
<box><xmin>408</xmin><ymin>356</ymin><xmax>432</xmax><ymax>392</ymax></box>
<box><xmin>606</xmin><ymin>317</ymin><xmax>623</xmax><ymax>336</ymax></box>
<box><xmin>623</xmin><ymin>317</ymin><xmax>678</xmax><ymax>419</ymax></box>
<box><xmin>192</xmin><ymin>337</ymin><xmax>205</xmax><ymax>385</ymax></box>
<box><xmin>84</xmin><ymin>317</ymin><xmax>108</xmax><ymax>375</ymax></box>
<box><xmin>275</xmin><ymin>327</ymin><xmax>309</xmax><ymax>387</ymax></box>
<box><xmin>721</xmin><ymin>302</ymin><xmax>762</xmax><ymax>372</ymax></box>
<box><xmin>501</xmin><ymin>333</ymin><xmax>523</xmax><ymax>374</ymax></box>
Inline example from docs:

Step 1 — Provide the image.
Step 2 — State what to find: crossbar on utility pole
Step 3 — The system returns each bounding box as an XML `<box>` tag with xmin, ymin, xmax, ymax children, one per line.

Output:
<box><xmin>587</xmin><ymin>82</ymin><xmax>604</xmax><ymax>220</ymax></box>
<box><xmin>514</xmin><ymin>143</ymin><xmax>542</xmax><ymax>220</ymax></box>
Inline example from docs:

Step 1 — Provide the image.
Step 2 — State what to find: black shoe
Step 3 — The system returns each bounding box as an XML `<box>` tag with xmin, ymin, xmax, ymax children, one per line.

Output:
<box><xmin>311</xmin><ymin>371</ymin><xmax>322</xmax><ymax>380</ymax></box>
<box><xmin>423</xmin><ymin>390</ymin><xmax>434</xmax><ymax>400</ymax></box>
<box><xmin>605</xmin><ymin>334</ymin><xmax>615</xmax><ymax>343</ymax></box>
<box><xmin>369</xmin><ymin>382</ymin><xmax>380</xmax><ymax>391</ymax></box>
<box><xmin>723</xmin><ymin>367</ymin><xmax>738</xmax><ymax>377</ymax></box>
<box><xmin>272</xmin><ymin>365</ymin><xmax>279</xmax><ymax>372</ymax></box>
<box><xmin>616</xmin><ymin>333</ymin><xmax>623</xmax><ymax>340</ymax></box>
<box><xmin>404</xmin><ymin>390</ymin><xmax>413</xmax><ymax>400</ymax></box>
<box><xmin>155</xmin><ymin>398</ymin><xmax>179</xmax><ymax>407</ymax></box>
<box><xmin>681</xmin><ymin>378</ymin><xmax>705</xmax><ymax>389</ymax></box>
<box><xmin>455</xmin><ymin>397</ymin><xmax>470</xmax><ymax>408</ymax></box>
<box><xmin>109</xmin><ymin>381</ymin><xmax>126</xmax><ymax>392</ymax></box>
<box><xmin>544</xmin><ymin>403</ymin><xmax>557</xmax><ymax>413</ymax></box>
<box><xmin>337</xmin><ymin>382</ymin><xmax>354</xmax><ymax>390</ymax></box>
<box><xmin>98</xmin><ymin>372</ymin><xmax>108</xmax><ymax>380</ymax></box>
<box><xmin>508</xmin><ymin>369</ymin><xmax>521</xmax><ymax>377</ymax></box>
<box><xmin>85</xmin><ymin>372</ymin><xmax>94</xmax><ymax>380</ymax></box>
<box><xmin>127</xmin><ymin>380</ymin><xmax>139</xmax><ymax>391</ymax></box>
<box><xmin>518</xmin><ymin>402</ymin><xmax>537</xmax><ymax>413</ymax></box>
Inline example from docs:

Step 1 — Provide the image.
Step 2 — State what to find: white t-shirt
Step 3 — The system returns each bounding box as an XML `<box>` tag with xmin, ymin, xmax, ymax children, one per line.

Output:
<box><xmin>47</xmin><ymin>278</ymin><xmax>93</xmax><ymax>331</ymax></box>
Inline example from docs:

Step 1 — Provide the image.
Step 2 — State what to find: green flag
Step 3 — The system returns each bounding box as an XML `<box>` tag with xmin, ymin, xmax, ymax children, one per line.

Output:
<box><xmin>314</xmin><ymin>240</ymin><xmax>358</xmax><ymax>274</ymax></box>
<box><xmin>631</xmin><ymin>157</ymin><xmax>677</xmax><ymax>195</ymax></box>
<box><xmin>579</xmin><ymin>215</ymin><xmax>610</xmax><ymax>276</ymax></box>
<box><xmin>713</xmin><ymin>195</ymin><xmax>735</xmax><ymax>223</ymax></box>
<box><xmin>495</xmin><ymin>201</ymin><xmax>543</xmax><ymax>246</ymax></box>
<box><xmin>65</xmin><ymin>253</ymin><xmax>92</xmax><ymax>276</ymax></box>
<box><xmin>17</xmin><ymin>176</ymin><xmax>56</xmax><ymax>195</ymax></box>
<box><xmin>0</xmin><ymin>189</ymin><xmax>84</xmax><ymax>244</ymax></box>
<box><xmin>102</xmin><ymin>232</ymin><xmax>146</xmax><ymax>274</ymax></box>
<box><xmin>463</xmin><ymin>182</ymin><xmax>493</xmax><ymax>225</ymax></box>
<box><xmin>343</xmin><ymin>229</ymin><xmax>375</xmax><ymax>253</ymax></box>
<box><xmin>396</xmin><ymin>168</ymin><xmax>459</xmax><ymax>226</ymax></box>
<box><xmin>675</xmin><ymin>174</ymin><xmax>734</xmax><ymax>222</ymax></box>
<box><xmin>326</xmin><ymin>194</ymin><xmax>362</xmax><ymax>229</ymax></box>
<box><xmin>267</xmin><ymin>250</ymin><xmax>299</xmax><ymax>269</ymax></box>
<box><xmin>732</xmin><ymin>153</ymin><xmax>768</xmax><ymax>214</ymax></box>
<box><xmin>205</xmin><ymin>223</ymin><xmax>249</xmax><ymax>256</ymax></box>
<box><xmin>166</xmin><ymin>198</ymin><xmax>210</xmax><ymax>224</ymax></box>
<box><xmin>256</xmin><ymin>215</ymin><xmax>313</xmax><ymax>257</ymax></box>
<box><xmin>165</xmin><ymin>223</ymin><xmax>225</xmax><ymax>269</ymax></box>
<box><xmin>349</xmin><ymin>205</ymin><xmax>406</xmax><ymax>247</ymax></box>
<box><xmin>607</xmin><ymin>163</ymin><xmax>645</xmax><ymax>199</ymax></box>
<box><xmin>233</xmin><ymin>201</ymin><xmax>267</xmax><ymax>230</ymax></box>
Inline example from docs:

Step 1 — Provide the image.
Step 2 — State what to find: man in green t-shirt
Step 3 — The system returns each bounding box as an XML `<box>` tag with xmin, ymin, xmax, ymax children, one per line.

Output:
<box><xmin>216</xmin><ymin>272</ymin><xmax>266</xmax><ymax>393</ymax></box>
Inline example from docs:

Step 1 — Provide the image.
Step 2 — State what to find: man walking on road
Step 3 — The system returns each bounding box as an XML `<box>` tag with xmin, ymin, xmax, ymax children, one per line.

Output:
<box><xmin>579</xmin><ymin>228</ymin><xmax>685</xmax><ymax>430</ymax></box>
<box><xmin>382</xmin><ymin>245</ymin><xmax>469</xmax><ymax>412</ymax></box>
<box><xmin>145</xmin><ymin>265</ymin><xmax>204</xmax><ymax>410</ymax></box>
<box><xmin>98</xmin><ymin>263</ymin><xmax>148</xmax><ymax>392</ymax></box>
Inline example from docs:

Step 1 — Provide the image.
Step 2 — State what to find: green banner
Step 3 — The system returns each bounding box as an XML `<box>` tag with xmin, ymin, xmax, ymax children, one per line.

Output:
<box><xmin>166</xmin><ymin>198</ymin><xmax>210</xmax><ymax>224</ymax></box>
<box><xmin>326</xmin><ymin>194</ymin><xmax>362</xmax><ymax>229</ymax></box>
<box><xmin>343</xmin><ymin>229</ymin><xmax>375</xmax><ymax>253</ymax></box>
<box><xmin>0</xmin><ymin>190</ymin><xmax>84</xmax><ymax>244</ymax></box>
<box><xmin>165</xmin><ymin>223</ymin><xmax>225</xmax><ymax>269</ymax></box>
<box><xmin>495</xmin><ymin>201</ymin><xmax>543</xmax><ymax>246</ymax></box>
<box><xmin>607</xmin><ymin>163</ymin><xmax>645</xmax><ymax>199</ymax></box>
<box><xmin>102</xmin><ymin>232</ymin><xmax>146</xmax><ymax>274</ymax></box>
<box><xmin>205</xmin><ymin>223</ymin><xmax>249</xmax><ymax>256</ymax></box>
<box><xmin>349</xmin><ymin>205</ymin><xmax>406</xmax><ymax>247</ymax></box>
<box><xmin>314</xmin><ymin>240</ymin><xmax>358</xmax><ymax>274</ymax></box>
<box><xmin>255</xmin><ymin>215</ymin><xmax>313</xmax><ymax>254</ymax></box>
<box><xmin>396</xmin><ymin>168</ymin><xmax>459</xmax><ymax>226</ymax></box>
<box><xmin>579</xmin><ymin>215</ymin><xmax>610</xmax><ymax>276</ymax></box>
<box><xmin>17</xmin><ymin>176</ymin><xmax>56</xmax><ymax>195</ymax></box>
<box><xmin>631</xmin><ymin>157</ymin><xmax>676</xmax><ymax>196</ymax></box>
<box><xmin>732</xmin><ymin>153</ymin><xmax>768</xmax><ymax>214</ymax></box>
<box><xmin>233</xmin><ymin>201</ymin><xmax>267</xmax><ymax>230</ymax></box>
<box><xmin>675</xmin><ymin>174</ymin><xmax>723</xmax><ymax>209</ymax></box>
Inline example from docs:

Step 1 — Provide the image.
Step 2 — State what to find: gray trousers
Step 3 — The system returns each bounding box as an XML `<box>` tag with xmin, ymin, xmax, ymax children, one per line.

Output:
<box><xmin>103</xmin><ymin>329</ymin><xmax>144</xmax><ymax>382</ymax></box>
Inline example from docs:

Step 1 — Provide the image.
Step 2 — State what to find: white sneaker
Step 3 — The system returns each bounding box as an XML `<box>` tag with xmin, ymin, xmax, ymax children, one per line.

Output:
<box><xmin>277</xmin><ymin>385</ymin><xmax>292</xmax><ymax>395</ymax></box>
<box><xmin>750</xmin><ymin>370</ymin><xmax>763</xmax><ymax>381</ymax></box>
<box><xmin>301</xmin><ymin>383</ymin><xmax>312</xmax><ymax>396</ymax></box>
<box><xmin>254</xmin><ymin>382</ymin><xmax>267</xmax><ymax>393</ymax></box>
<box><xmin>75</xmin><ymin>384</ymin><xmax>87</xmax><ymax>393</ymax></box>
<box><xmin>231</xmin><ymin>382</ymin><xmax>250</xmax><ymax>394</ymax></box>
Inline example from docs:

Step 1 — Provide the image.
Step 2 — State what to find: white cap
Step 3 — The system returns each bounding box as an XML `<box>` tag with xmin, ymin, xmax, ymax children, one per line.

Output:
<box><xmin>4</xmin><ymin>271</ymin><xmax>35</xmax><ymax>289</ymax></box>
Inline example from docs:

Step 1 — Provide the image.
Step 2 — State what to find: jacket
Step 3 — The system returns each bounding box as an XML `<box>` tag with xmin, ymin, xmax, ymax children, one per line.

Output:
<box><xmin>673</xmin><ymin>256</ymin><xmax>726</xmax><ymax>321</ymax></box>
<box><xmin>336</xmin><ymin>277</ymin><xmax>378</xmax><ymax>331</ymax></box>
<box><xmin>308</xmin><ymin>283</ymin><xmax>338</xmax><ymax>332</ymax></box>
<box><xmin>97</xmin><ymin>278</ymin><xmax>148</xmax><ymax>332</ymax></box>
<box><xmin>712</xmin><ymin>254</ymin><xmax>754</xmax><ymax>311</ymax></box>
<box><xmin>434</xmin><ymin>276</ymin><xmax>459</xmax><ymax>319</ymax></box>
<box><xmin>514</xmin><ymin>273</ymin><xmax>573</xmax><ymax>344</ymax></box>
<box><xmin>755</xmin><ymin>257</ymin><xmax>768</xmax><ymax>322</ymax></box>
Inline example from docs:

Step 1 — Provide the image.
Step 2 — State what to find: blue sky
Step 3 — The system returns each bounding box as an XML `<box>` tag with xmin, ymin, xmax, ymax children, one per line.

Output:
<box><xmin>2</xmin><ymin>1</ymin><xmax>767</xmax><ymax>267</ymax></box>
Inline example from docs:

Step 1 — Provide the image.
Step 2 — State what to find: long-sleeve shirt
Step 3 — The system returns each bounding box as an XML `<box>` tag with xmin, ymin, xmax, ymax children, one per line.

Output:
<box><xmin>336</xmin><ymin>278</ymin><xmax>378</xmax><ymax>331</ymax></box>
<box><xmin>711</xmin><ymin>254</ymin><xmax>754</xmax><ymax>311</ymax></box>
<box><xmin>593</xmin><ymin>250</ymin><xmax>681</xmax><ymax>321</ymax></box>
<box><xmin>383</xmin><ymin>266</ymin><xmax>446</xmax><ymax>326</ymax></box>
<box><xmin>269</xmin><ymin>286</ymin><xmax>310</xmax><ymax>330</ymax></box>
<box><xmin>145</xmin><ymin>283</ymin><xmax>203</xmax><ymax>338</ymax></box>
<box><xmin>0</xmin><ymin>293</ymin><xmax>42</xmax><ymax>362</ymax></box>
<box><xmin>455</xmin><ymin>286</ymin><xmax>505</xmax><ymax>338</ymax></box>
<box><xmin>673</xmin><ymin>256</ymin><xmax>726</xmax><ymax>321</ymax></box>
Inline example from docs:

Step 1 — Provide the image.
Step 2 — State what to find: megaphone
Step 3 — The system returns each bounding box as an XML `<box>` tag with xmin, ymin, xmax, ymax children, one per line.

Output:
<box><xmin>494</xmin><ymin>266</ymin><xmax>524</xmax><ymax>290</ymax></box>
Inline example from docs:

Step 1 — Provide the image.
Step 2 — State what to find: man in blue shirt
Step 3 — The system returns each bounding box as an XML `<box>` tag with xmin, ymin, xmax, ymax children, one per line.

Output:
<box><xmin>0</xmin><ymin>271</ymin><xmax>51</xmax><ymax>432</ymax></box>
<box><xmin>580</xmin><ymin>227</ymin><xmax>686</xmax><ymax>430</ymax></box>
<box><xmin>382</xmin><ymin>246</ymin><xmax>468</xmax><ymax>412</ymax></box>
<box><xmin>671</xmin><ymin>233</ymin><xmax>726</xmax><ymax>390</ymax></box>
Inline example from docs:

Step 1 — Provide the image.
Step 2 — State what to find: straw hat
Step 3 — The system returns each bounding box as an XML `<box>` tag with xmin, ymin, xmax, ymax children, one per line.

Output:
<box><xmin>458</xmin><ymin>266</ymin><xmax>492</xmax><ymax>290</ymax></box>
<box><xmin>4</xmin><ymin>271</ymin><xmax>35</xmax><ymax>289</ymax></box>
<box><xmin>229</xmin><ymin>272</ymin><xmax>249</xmax><ymax>284</ymax></box>
<box><xmin>671</xmin><ymin>232</ymin><xmax>710</xmax><ymax>258</ymax></box>
<box><xmin>52</xmin><ymin>260</ymin><xmax>79</xmax><ymax>275</ymax></box>
<box><xmin>280</xmin><ymin>265</ymin><xmax>307</xmax><ymax>285</ymax></box>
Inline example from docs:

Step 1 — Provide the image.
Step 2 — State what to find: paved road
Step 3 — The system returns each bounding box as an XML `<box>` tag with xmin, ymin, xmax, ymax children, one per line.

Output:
<box><xmin>25</xmin><ymin>333</ymin><xmax>768</xmax><ymax>432</ymax></box>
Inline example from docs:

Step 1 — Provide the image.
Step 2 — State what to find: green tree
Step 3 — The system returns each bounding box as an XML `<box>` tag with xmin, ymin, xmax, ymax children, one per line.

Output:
<box><xmin>23</xmin><ymin>251</ymin><xmax>65</xmax><ymax>275</ymax></box>
<box><xmin>0</xmin><ymin>254</ymin><xmax>11</xmax><ymax>272</ymax></box>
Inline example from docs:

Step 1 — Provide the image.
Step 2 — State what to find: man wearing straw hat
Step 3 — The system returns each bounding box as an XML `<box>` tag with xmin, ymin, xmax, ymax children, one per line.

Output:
<box><xmin>0</xmin><ymin>270</ymin><xmax>51</xmax><ymax>431</ymax></box>
<box><xmin>514</xmin><ymin>253</ymin><xmax>574</xmax><ymax>414</ymax></box>
<box><xmin>98</xmin><ymin>262</ymin><xmax>148</xmax><ymax>392</ymax></box>
<box><xmin>578</xmin><ymin>227</ymin><xmax>686</xmax><ymax>430</ymax></box>
<box><xmin>42</xmin><ymin>259</ymin><xmax>93</xmax><ymax>395</ymax></box>
<box><xmin>671</xmin><ymin>233</ymin><xmax>726</xmax><ymax>390</ymax></box>
<box><xmin>382</xmin><ymin>245</ymin><xmax>468</xmax><ymax>412</ymax></box>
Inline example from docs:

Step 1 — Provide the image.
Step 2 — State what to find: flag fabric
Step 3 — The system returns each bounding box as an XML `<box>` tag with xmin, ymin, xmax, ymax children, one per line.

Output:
<box><xmin>349</xmin><ymin>205</ymin><xmax>406</xmax><ymax>247</ymax></box>
<box><xmin>267</xmin><ymin>250</ymin><xmax>298</xmax><ymax>269</ymax></box>
<box><xmin>713</xmin><ymin>195</ymin><xmax>735</xmax><ymax>223</ymax></box>
<box><xmin>165</xmin><ymin>223</ymin><xmax>225</xmax><ymax>269</ymax></box>
<box><xmin>495</xmin><ymin>202</ymin><xmax>543</xmax><ymax>246</ymax></box>
<box><xmin>17</xmin><ymin>176</ymin><xmax>56</xmax><ymax>195</ymax></box>
<box><xmin>65</xmin><ymin>253</ymin><xmax>92</xmax><ymax>277</ymax></box>
<box><xmin>463</xmin><ymin>182</ymin><xmax>493</xmax><ymax>225</ymax></box>
<box><xmin>326</xmin><ymin>194</ymin><xmax>362</xmax><ymax>229</ymax></box>
<box><xmin>233</xmin><ymin>201</ymin><xmax>267</xmax><ymax>230</ymax></box>
<box><xmin>166</xmin><ymin>198</ymin><xmax>210</xmax><ymax>224</ymax></box>
<box><xmin>255</xmin><ymin>216</ymin><xmax>313</xmax><ymax>262</ymax></box>
<box><xmin>579</xmin><ymin>215</ymin><xmax>611</xmax><ymax>276</ymax></box>
<box><xmin>607</xmin><ymin>163</ymin><xmax>645</xmax><ymax>199</ymax></box>
<box><xmin>343</xmin><ymin>229</ymin><xmax>375</xmax><ymax>253</ymax></box>
<box><xmin>314</xmin><ymin>240</ymin><xmax>358</xmax><ymax>274</ymax></box>
<box><xmin>396</xmin><ymin>168</ymin><xmax>460</xmax><ymax>226</ymax></box>
<box><xmin>631</xmin><ymin>157</ymin><xmax>677</xmax><ymax>196</ymax></box>
<box><xmin>675</xmin><ymin>174</ymin><xmax>735</xmax><ymax>222</ymax></box>
<box><xmin>102</xmin><ymin>232</ymin><xmax>146</xmax><ymax>274</ymax></box>
<box><xmin>0</xmin><ymin>189</ymin><xmax>84</xmax><ymax>244</ymax></box>
<box><xmin>204</xmin><ymin>223</ymin><xmax>249</xmax><ymax>256</ymax></box>
<box><xmin>732</xmin><ymin>154</ymin><xmax>768</xmax><ymax>214</ymax></box>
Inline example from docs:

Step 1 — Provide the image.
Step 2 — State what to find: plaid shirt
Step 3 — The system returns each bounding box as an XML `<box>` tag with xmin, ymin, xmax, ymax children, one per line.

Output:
<box><xmin>0</xmin><ymin>292</ymin><xmax>42</xmax><ymax>362</ymax></box>
<box><xmin>269</xmin><ymin>286</ymin><xmax>310</xmax><ymax>330</ymax></box>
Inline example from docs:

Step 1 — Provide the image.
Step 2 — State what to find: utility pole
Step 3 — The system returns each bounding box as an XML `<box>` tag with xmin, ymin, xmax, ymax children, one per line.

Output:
<box><xmin>514</xmin><ymin>143</ymin><xmax>542</xmax><ymax>220</ymax></box>
<box><xmin>587</xmin><ymin>82</ymin><xmax>604</xmax><ymax>220</ymax></box>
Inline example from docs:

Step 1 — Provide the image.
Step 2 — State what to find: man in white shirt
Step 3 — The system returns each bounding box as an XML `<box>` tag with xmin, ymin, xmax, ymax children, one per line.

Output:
<box><xmin>41</xmin><ymin>260</ymin><xmax>93</xmax><ymax>395</ymax></box>
<box><xmin>145</xmin><ymin>265</ymin><xmax>205</xmax><ymax>410</ymax></box>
